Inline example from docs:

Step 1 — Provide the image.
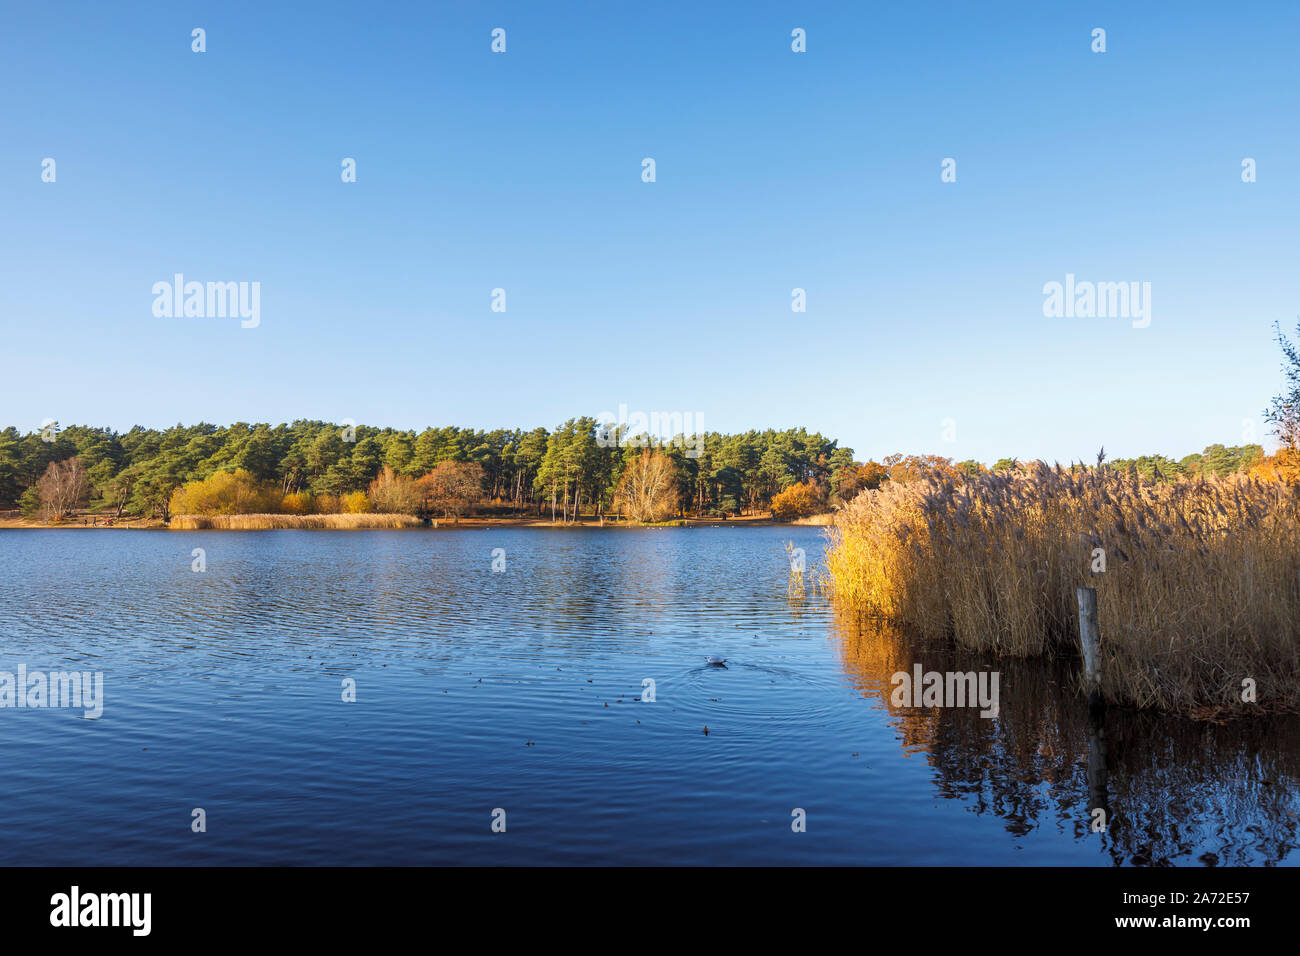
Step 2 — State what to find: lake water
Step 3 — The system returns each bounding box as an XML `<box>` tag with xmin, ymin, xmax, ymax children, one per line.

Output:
<box><xmin>1</xmin><ymin>526</ymin><xmax>1296</xmax><ymax>865</ymax></box>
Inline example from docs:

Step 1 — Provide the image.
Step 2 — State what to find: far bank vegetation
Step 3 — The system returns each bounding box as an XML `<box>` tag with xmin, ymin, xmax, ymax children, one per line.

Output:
<box><xmin>166</xmin><ymin>461</ymin><xmax>484</xmax><ymax>526</ymax></box>
<box><xmin>2</xmin><ymin>420</ymin><xmax>854</xmax><ymax>524</ymax></box>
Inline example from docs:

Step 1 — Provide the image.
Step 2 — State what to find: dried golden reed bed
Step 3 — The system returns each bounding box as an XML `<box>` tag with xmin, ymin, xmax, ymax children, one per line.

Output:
<box><xmin>825</xmin><ymin>463</ymin><xmax>1300</xmax><ymax>712</ymax></box>
<box><xmin>169</xmin><ymin>513</ymin><xmax>422</xmax><ymax>530</ymax></box>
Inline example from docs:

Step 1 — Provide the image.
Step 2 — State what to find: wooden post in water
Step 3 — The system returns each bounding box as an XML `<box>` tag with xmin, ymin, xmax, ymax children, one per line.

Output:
<box><xmin>1076</xmin><ymin>586</ymin><xmax>1103</xmax><ymax>708</ymax></box>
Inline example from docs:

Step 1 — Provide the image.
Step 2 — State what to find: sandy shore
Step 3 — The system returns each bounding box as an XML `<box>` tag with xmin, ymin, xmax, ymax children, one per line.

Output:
<box><xmin>0</xmin><ymin>516</ymin><xmax>168</xmax><ymax>529</ymax></box>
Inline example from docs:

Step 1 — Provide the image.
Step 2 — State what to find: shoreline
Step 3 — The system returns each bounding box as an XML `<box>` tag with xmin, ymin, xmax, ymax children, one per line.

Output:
<box><xmin>0</xmin><ymin>513</ymin><xmax>830</xmax><ymax>531</ymax></box>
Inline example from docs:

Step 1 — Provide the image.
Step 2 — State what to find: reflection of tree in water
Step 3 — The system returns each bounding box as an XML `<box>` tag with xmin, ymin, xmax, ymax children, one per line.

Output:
<box><xmin>835</xmin><ymin>616</ymin><xmax>1300</xmax><ymax>866</ymax></box>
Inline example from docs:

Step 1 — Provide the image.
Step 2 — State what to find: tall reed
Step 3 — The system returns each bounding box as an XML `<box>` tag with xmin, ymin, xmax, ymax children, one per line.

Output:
<box><xmin>169</xmin><ymin>513</ymin><xmax>422</xmax><ymax>530</ymax></box>
<box><xmin>825</xmin><ymin>463</ymin><xmax>1300</xmax><ymax>711</ymax></box>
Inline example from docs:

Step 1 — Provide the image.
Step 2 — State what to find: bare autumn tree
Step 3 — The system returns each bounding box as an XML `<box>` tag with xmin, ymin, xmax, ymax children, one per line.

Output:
<box><xmin>1267</xmin><ymin>319</ymin><xmax>1300</xmax><ymax>450</ymax></box>
<box><xmin>37</xmin><ymin>456</ymin><xmax>89</xmax><ymax>522</ymax></box>
<box><xmin>614</xmin><ymin>449</ymin><xmax>679</xmax><ymax>523</ymax></box>
<box><xmin>367</xmin><ymin>465</ymin><xmax>421</xmax><ymax>514</ymax></box>
<box><xmin>417</xmin><ymin>461</ymin><xmax>484</xmax><ymax>521</ymax></box>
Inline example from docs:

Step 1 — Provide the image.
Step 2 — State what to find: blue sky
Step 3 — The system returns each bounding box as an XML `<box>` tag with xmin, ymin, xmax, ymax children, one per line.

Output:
<box><xmin>2</xmin><ymin>1</ymin><xmax>1297</xmax><ymax>465</ymax></box>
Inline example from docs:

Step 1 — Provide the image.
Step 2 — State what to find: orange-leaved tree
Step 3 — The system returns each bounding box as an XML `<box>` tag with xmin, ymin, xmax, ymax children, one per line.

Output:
<box><xmin>771</xmin><ymin>481</ymin><xmax>825</xmax><ymax>521</ymax></box>
<box><xmin>417</xmin><ymin>461</ymin><xmax>484</xmax><ymax>520</ymax></box>
<box><xmin>1250</xmin><ymin>447</ymin><xmax>1300</xmax><ymax>484</ymax></box>
<box><xmin>882</xmin><ymin>453</ymin><xmax>959</xmax><ymax>484</ymax></box>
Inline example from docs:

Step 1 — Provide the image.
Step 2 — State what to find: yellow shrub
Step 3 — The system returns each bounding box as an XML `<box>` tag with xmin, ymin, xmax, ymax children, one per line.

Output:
<box><xmin>281</xmin><ymin>491</ymin><xmax>314</xmax><ymax>514</ymax></box>
<box><xmin>170</xmin><ymin>469</ymin><xmax>282</xmax><ymax>516</ymax></box>
<box><xmin>314</xmin><ymin>494</ymin><xmax>342</xmax><ymax>514</ymax></box>
<box><xmin>342</xmin><ymin>490</ymin><xmax>372</xmax><ymax>513</ymax></box>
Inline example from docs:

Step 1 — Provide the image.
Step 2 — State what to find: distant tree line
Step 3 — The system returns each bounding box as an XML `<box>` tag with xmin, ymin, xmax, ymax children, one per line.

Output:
<box><xmin>0</xmin><ymin>420</ymin><xmax>856</xmax><ymax>522</ymax></box>
<box><xmin>3</xmin><ymin>419</ymin><xmax>1292</xmax><ymax>524</ymax></box>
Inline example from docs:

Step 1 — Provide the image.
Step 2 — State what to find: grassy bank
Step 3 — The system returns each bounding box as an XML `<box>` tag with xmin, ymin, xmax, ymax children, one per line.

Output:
<box><xmin>825</xmin><ymin>463</ymin><xmax>1300</xmax><ymax>712</ymax></box>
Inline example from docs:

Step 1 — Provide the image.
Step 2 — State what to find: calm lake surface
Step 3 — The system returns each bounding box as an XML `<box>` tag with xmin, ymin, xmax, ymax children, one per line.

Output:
<box><xmin>1</xmin><ymin>526</ymin><xmax>1296</xmax><ymax>866</ymax></box>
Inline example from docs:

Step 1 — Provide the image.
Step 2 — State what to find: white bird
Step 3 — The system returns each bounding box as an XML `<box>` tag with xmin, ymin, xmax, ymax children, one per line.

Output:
<box><xmin>705</xmin><ymin>656</ymin><xmax>727</xmax><ymax>666</ymax></box>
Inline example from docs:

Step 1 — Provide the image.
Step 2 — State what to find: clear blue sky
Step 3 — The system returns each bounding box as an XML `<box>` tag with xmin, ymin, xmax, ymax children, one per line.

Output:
<box><xmin>2</xmin><ymin>1</ymin><xmax>1297</xmax><ymax>465</ymax></box>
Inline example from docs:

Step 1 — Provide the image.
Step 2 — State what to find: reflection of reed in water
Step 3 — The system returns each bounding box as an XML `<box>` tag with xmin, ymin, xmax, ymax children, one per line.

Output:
<box><xmin>835</xmin><ymin>615</ymin><xmax>1300</xmax><ymax>865</ymax></box>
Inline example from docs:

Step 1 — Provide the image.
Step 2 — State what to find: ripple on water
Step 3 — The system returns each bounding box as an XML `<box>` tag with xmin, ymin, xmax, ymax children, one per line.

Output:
<box><xmin>666</xmin><ymin>662</ymin><xmax>850</xmax><ymax>735</ymax></box>
<box><xmin>2</xmin><ymin>526</ymin><xmax>1296</xmax><ymax>866</ymax></box>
